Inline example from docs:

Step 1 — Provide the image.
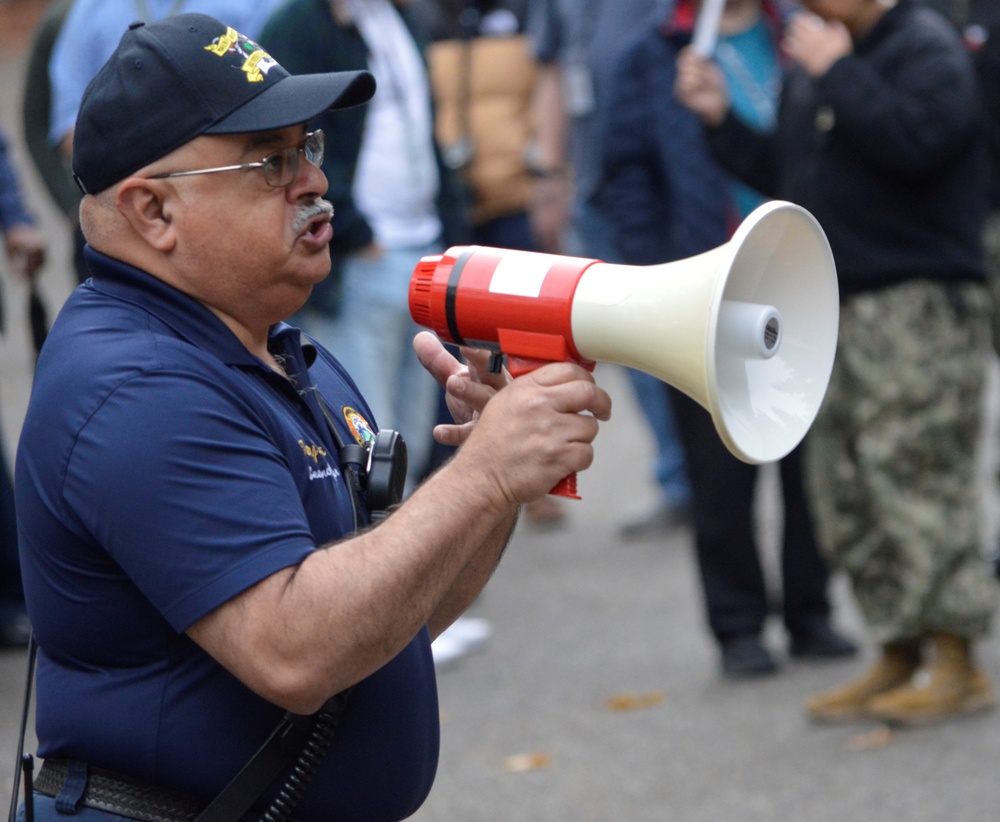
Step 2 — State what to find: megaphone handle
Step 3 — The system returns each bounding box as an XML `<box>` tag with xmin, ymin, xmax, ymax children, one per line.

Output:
<box><xmin>505</xmin><ymin>355</ymin><xmax>589</xmax><ymax>501</ymax></box>
<box><xmin>549</xmin><ymin>473</ymin><xmax>581</xmax><ymax>500</ymax></box>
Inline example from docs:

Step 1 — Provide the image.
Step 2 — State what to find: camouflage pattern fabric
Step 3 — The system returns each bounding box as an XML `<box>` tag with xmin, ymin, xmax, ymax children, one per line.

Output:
<box><xmin>805</xmin><ymin>279</ymin><xmax>999</xmax><ymax>644</ymax></box>
<box><xmin>983</xmin><ymin>210</ymin><xmax>1000</xmax><ymax>357</ymax></box>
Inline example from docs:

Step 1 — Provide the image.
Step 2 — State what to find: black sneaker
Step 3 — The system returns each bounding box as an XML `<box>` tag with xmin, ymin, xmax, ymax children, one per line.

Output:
<box><xmin>720</xmin><ymin>635</ymin><xmax>778</xmax><ymax>678</ymax></box>
<box><xmin>789</xmin><ymin>623</ymin><xmax>858</xmax><ymax>660</ymax></box>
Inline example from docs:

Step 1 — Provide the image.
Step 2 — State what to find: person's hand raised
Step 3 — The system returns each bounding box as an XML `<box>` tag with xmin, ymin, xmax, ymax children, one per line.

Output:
<box><xmin>783</xmin><ymin>13</ymin><xmax>852</xmax><ymax>78</ymax></box>
<box><xmin>675</xmin><ymin>47</ymin><xmax>731</xmax><ymax>127</ymax></box>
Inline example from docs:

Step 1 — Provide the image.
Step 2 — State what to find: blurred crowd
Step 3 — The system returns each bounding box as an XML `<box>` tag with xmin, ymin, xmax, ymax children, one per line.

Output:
<box><xmin>2</xmin><ymin>0</ymin><xmax>1000</xmax><ymax>733</ymax></box>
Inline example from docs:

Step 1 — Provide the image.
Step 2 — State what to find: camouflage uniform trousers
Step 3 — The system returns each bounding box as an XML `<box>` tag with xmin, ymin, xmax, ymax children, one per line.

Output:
<box><xmin>983</xmin><ymin>210</ymin><xmax>1000</xmax><ymax>357</ymax></box>
<box><xmin>804</xmin><ymin>279</ymin><xmax>999</xmax><ymax>645</ymax></box>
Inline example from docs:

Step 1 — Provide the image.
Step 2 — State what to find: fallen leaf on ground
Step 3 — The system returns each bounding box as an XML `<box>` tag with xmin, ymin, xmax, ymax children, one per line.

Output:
<box><xmin>845</xmin><ymin>725</ymin><xmax>896</xmax><ymax>751</ymax></box>
<box><xmin>604</xmin><ymin>691</ymin><xmax>666</xmax><ymax>712</ymax></box>
<box><xmin>500</xmin><ymin>752</ymin><xmax>554</xmax><ymax>773</ymax></box>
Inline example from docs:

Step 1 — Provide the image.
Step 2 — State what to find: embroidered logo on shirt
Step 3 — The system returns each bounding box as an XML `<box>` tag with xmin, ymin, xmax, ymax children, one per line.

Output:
<box><xmin>298</xmin><ymin>440</ymin><xmax>328</xmax><ymax>463</ymax></box>
<box><xmin>308</xmin><ymin>464</ymin><xmax>340</xmax><ymax>481</ymax></box>
<box><xmin>203</xmin><ymin>26</ymin><xmax>278</xmax><ymax>83</ymax></box>
<box><xmin>343</xmin><ymin>406</ymin><xmax>376</xmax><ymax>446</ymax></box>
<box><xmin>298</xmin><ymin>439</ymin><xmax>340</xmax><ymax>482</ymax></box>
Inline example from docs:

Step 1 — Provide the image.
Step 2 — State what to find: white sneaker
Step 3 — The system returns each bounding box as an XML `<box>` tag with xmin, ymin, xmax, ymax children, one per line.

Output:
<box><xmin>442</xmin><ymin>616</ymin><xmax>492</xmax><ymax>652</ymax></box>
<box><xmin>431</xmin><ymin>616</ymin><xmax>493</xmax><ymax>671</ymax></box>
<box><xmin>431</xmin><ymin>631</ymin><xmax>468</xmax><ymax>672</ymax></box>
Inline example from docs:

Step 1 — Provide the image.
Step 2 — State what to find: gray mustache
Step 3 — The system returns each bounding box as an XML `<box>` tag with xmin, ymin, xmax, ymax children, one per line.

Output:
<box><xmin>294</xmin><ymin>199</ymin><xmax>334</xmax><ymax>233</ymax></box>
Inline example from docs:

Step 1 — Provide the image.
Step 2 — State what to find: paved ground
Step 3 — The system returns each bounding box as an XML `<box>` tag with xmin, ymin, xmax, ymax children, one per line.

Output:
<box><xmin>0</xmin><ymin>3</ymin><xmax>998</xmax><ymax>820</ymax></box>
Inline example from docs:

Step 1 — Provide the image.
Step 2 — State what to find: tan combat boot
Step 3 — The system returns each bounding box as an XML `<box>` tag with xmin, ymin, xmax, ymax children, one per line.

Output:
<box><xmin>805</xmin><ymin>641</ymin><xmax>921</xmax><ymax>724</ymax></box>
<box><xmin>866</xmin><ymin>633</ymin><xmax>996</xmax><ymax>727</ymax></box>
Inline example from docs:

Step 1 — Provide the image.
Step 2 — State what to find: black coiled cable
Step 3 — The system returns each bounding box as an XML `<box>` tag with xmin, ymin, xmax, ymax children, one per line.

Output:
<box><xmin>258</xmin><ymin>690</ymin><xmax>352</xmax><ymax>822</ymax></box>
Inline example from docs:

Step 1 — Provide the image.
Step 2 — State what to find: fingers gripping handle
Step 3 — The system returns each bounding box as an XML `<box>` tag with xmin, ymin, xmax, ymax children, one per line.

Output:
<box><xmin>505</xmin><ymin>356</ymin><xmax>582</xmax><ymax>501</ymax></box>
<box><xmin>409</xmin><ymin>246</ymin><xmax>599</xmax><ymax>502</ymax></box>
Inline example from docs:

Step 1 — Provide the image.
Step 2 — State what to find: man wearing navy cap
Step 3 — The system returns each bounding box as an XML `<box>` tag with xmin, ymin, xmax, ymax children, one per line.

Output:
<box><xmin>14</xmin><ymin>14</ymin><xmax>610</xmax><ymax>822</ymax></box>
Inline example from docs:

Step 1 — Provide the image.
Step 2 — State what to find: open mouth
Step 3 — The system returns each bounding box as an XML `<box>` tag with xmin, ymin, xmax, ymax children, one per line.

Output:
<box><xmin>295</xmin><ymin>200</ymin><xmax>335</xmax><ymax>239</ymax></box>
<box><xmin>302</xmin><ymin>212</ymin><xmax>331</xmax><ymax>238</ymax></box>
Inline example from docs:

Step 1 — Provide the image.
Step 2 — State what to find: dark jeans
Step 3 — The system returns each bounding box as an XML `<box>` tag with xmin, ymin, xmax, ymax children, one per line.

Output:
<box><xmin>667</xmin><ymin>386</ymin><xmax>833</xmax><ymax>643</ymax></box>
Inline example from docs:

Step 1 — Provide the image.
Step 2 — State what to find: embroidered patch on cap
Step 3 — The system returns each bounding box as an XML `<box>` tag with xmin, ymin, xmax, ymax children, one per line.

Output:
<box><xmin>203</xmin><ymin>26</ymin><xmax>278</xmax><ymax>83</ymax></box>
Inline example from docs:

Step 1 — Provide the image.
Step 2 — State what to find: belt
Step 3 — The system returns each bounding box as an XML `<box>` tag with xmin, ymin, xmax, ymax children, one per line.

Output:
<box><xmin>34</xmin><ymin>758</ymin><xmax>205</xmax><ymax>822</ymax></box>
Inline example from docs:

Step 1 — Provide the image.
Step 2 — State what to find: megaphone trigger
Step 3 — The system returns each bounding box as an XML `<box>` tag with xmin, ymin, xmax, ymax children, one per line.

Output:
<box><xmin>487</xmin><ymin>352</ymin><xmax>506</xmax><ymax>374</ymax></box>
<box><xmin>408</xmin><ymin>200</ymin><xmax>839</xmax><ymax>500</ymax></box>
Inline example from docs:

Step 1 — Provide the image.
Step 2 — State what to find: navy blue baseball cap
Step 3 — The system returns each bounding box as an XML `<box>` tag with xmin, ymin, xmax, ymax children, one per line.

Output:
<box><xmin>73</xmin><ymin>13</ymin><xmax>375</xmax><ymax>194</ymax></box>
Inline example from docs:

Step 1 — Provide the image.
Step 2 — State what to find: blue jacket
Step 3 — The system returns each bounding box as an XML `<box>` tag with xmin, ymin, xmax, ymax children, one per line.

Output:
<box><xmin>596</xmin><ymin>15</ymin><xmax>732</xmax><ymax>266</ymax></box>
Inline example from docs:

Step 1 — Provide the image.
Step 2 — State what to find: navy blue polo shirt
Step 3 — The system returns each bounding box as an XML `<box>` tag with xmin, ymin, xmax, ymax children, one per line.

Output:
<box><xmin>14</xmin><ymin>248</ymin><xmax>439</xmax><ymax>821</ymax></box>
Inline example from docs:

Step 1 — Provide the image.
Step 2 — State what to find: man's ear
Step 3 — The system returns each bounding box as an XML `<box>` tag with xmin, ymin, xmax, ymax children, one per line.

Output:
<box><xmin>115</xmin><ymin>178</ymin><xmax>177</xmax><ymax>252</ymax></box>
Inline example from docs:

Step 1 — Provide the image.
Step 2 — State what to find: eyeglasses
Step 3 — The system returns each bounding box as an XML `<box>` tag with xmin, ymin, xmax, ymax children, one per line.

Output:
<box><xmin>149</xmin><ymin>130</ymin><xmax>325</xmax><ymax>189</ymax></box>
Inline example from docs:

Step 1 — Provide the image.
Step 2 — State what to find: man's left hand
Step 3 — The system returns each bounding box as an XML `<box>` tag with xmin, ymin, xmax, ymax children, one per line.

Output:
<box><xmin>413</xmin><ymin>331</ymin><xmax>509</xmax><ymax>447</ymax></box>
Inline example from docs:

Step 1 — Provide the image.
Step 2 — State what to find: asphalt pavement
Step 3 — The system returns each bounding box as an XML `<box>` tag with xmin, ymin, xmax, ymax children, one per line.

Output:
<box><xmin>0</xmin><ymin>3</ymin><xmax>997</xmax><ymax>820</ymax></box>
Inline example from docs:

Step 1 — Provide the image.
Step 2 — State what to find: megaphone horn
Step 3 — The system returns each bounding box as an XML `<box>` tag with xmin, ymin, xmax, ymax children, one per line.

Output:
<box><xmin>409</xmin><ymin>200</ymin><xmax>839</xmax><ymax>497</ymax></box>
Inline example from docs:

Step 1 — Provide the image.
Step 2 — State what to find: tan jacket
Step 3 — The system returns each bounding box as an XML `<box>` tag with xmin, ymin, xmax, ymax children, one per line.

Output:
<box><xmin>427</xmin><ymin>34</ymin><xmax>537</xmax><ymax>225</ymax></box>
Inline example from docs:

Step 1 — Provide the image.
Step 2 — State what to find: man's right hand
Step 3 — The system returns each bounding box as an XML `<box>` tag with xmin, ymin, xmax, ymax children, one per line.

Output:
<box><xmin>449</xmin><ymin>357</ymin><xmax>612</xmax><ymax>508</ymax></box>
<box><xmin>415</xmin><ymin>330</ymin><xmax>611</xmax><ymax>505</ymax></box>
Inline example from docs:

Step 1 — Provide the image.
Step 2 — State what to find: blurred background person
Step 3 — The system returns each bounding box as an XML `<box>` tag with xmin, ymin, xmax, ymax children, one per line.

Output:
<box><xmin>677</xmin><ymin>0</ymin><xmax>1000</xmax><ymax>725</ymax></box>
<box><xmin>599</xmin><ymin>0</ymin><xmax>857</xmax><ymax>678</ymax></box>
<box><xmin>420</xmin><ymin>0</ymin><xmax>568</xmax><ymax>526</ymax></box>
<box><xmin>260</xmin><ymin>0</ymin><xmax>478</xmax><ymax>670</ymax></box>
<box><xmin>527</xmin><ymin>0</ymin><xmax>695</xmax><ymax>539</ymax></box>
<box><xmin>21</xmin><ymin>0</ymin><xmax>82</xmax><ymax>282</ymax></box>
<box><xmin>937</xmin><ymin>0</ymin><xmax>1000</xmax><ymax>585</ymax></box>
<box><xmin>423</xmin><ymin>0</ymin><xmax>537</xmax><ymax>250</ymax></box>
<box><xmin>961</xmin><ymin>3</ymin><xmax>1000</xmax><ymax>450</ymax></box>
<box><xmin>0</xmin><ymin>126</ymin><xmax>46</xmax><ymax>647</ymax></box>
<box><xmin>46</xmin><ymin>0</ymin><xmax>286</xmax><ymax>284</ymax></box>
<box><xmin>261</xmin><ymin>0</ymin><xmax>470</xmax><ymax>496</ymax></box>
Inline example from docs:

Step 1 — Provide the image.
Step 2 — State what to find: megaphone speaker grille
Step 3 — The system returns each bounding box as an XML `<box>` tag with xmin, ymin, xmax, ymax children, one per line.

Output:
<box><xmin>764</xmin><ymin>317</ymin><xmax>780</xmax><ymax>352</ymax></box>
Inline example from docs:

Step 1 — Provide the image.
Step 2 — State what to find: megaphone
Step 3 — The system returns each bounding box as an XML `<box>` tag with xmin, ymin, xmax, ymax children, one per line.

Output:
<box><xmin>409</xmin><ymin>199</ymin><xmax>839</xmax><ymax>498</ymax></box>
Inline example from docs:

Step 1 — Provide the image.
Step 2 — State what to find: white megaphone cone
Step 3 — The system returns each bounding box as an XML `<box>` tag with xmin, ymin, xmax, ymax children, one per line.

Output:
<box><xmin>409</xmin><ymin>200</ymin><xmax>839</xmax><ymax>494</ymax></box>
<box><xmin>570</xmin><ymin>199</ymin><xmax>838</xmax><ymax>463</ymax></box>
